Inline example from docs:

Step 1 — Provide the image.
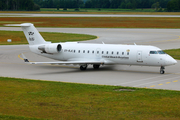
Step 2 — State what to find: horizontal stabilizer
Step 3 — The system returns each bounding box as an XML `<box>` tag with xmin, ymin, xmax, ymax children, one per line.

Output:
<box><xmin>4</xmin><ymin>23</ymin><xmax>32</xmax><ymax>27</ymax></box>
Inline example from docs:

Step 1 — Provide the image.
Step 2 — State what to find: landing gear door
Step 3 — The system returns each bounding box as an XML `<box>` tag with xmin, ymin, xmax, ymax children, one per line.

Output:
<box><xmin>137</xmin><ymin>51</ymin><xmax>143</xmax><ymax>62</ymax></box>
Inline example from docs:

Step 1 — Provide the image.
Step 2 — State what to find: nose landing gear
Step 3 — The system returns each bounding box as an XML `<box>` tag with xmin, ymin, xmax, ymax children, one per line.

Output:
<box><xmin>160</xmin><ymin>66</ymin><xmax>165</xmax><ymax>74</ymax></box>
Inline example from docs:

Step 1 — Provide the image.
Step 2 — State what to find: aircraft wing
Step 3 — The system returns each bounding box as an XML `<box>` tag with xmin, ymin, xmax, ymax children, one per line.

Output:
<box><xmin>21</xmin><ymin>54</ymin><xmax>104</xmax><ymax>65</ymax></box>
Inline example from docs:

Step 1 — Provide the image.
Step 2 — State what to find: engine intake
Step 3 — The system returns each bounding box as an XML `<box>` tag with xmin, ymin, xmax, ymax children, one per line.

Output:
<box><xmin>38</xmin><ymin>44</ymin><xmax>62</xmax><ymax>54</ymax></box>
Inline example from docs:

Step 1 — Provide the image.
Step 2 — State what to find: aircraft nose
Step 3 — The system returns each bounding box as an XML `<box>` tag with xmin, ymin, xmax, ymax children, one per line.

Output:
<box><xmin>166</xmin><ymin>55</ymin><xmax>177</xmax><ymax>65</ymax></box>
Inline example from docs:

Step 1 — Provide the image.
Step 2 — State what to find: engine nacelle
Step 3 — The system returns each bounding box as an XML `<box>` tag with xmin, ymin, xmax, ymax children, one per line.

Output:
<box><xmin>38</xmin><ymin>44</ymin><xmax>62</xmax><ymax>54</ymax></box>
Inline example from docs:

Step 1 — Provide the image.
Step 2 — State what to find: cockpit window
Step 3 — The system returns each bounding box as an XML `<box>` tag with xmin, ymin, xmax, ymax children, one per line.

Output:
<box><xmin>150</xmin><ymin>51</ymin><xmax>158</xmax><ymax>54</ymax></box>
<box><xmin>158</xmin><ymin>50</ymin><xmax>166</xmax><ymax>54</ymax></box>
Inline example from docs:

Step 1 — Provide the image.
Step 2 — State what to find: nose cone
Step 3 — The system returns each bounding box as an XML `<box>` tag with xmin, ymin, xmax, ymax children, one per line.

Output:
<box><xmin>166</xmin><ymin>55</ymin><xmax>177</xmax><ymax>65</ymax></box>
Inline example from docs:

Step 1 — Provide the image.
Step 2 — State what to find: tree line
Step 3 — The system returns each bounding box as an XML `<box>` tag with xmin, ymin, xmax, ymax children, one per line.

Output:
<box><xmin>33</xmin><ymin>0</ymin><xmax>172</xmax><ymax>9</ymax></box>
<box><xmin>0</xmin><ymin>0</ymin><xmax>179</xmax><ymax>11</ymax></box>
<box><xmin>0</xmin><ymin>0</ymin><xmax>40</xmax><ymax>11</ymax></box>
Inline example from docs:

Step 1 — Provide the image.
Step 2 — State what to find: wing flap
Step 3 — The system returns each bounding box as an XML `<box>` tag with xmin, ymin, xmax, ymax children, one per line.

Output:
<box><xmin>29</xmin><ymin>61</ymin><xmax>104</xmax><ymax>65</ymax></box>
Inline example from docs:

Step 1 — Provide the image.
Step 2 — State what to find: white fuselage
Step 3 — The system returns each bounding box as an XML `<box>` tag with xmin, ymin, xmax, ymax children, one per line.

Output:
<box><xmin>29</xmin><ymin>42</ymin><xmax>177</xmax><ymax>67</ymax></box>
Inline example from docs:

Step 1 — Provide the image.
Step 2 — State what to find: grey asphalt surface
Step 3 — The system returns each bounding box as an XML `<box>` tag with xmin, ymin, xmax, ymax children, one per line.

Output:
<box><xmin>0</xmin><ymin>13</ymin><xmax>180</xmax><ymax>17</ymax></box>
<box><xmin>0</xmin><ymin>27</ymin><xmax>180</xmax><ymax>91</ymax></box>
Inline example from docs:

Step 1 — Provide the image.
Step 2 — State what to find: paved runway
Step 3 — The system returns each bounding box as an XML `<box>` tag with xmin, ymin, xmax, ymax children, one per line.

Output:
<box><xmin>0</xmin><ymin>27</ymin><xmax>180</xmax><ymax>90</ymax></box>
<box><xmin>0</xmin><ymin>13</ymin><xmax>180</xmax><ymax>17</ymax></box>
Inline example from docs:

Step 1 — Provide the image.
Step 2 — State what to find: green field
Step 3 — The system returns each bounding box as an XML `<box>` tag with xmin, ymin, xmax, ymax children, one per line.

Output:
<box><xmin>164</xmin><ymin>49</ymin><xmax>180</xmax><ymax>60</ymax></box>
<box><xmin>40</xmin><ymin>8</ymin><xmax>180</xmax><ymax>14</ymax></box>
<box><xmin>40</xmin><ymin>8</ymin><xmax>156</xmax><ymax>12</ymax></box>
<box><xmin>0</xmin><ymin>31</ymin><xmax>97</xmax><ymax>45</ymax></box>
<box><xmin>0</xmin><ymin>77</ymin><xmax>180</xmax><ymax>120</ymax></box>
<box><xmin>1</xmin><ymin>8</ymin><xmax>180</xmax><ymax>15</ymax></box>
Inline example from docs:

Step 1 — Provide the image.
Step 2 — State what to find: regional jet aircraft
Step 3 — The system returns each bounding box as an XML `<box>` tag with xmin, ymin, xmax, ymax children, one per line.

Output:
<box><xmin>6</xmin><ymin>23</ymin><xmax>177</xmax><ymax>74</ymax></box>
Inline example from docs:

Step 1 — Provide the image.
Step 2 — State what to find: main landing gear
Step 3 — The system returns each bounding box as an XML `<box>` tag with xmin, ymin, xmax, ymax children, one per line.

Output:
<box><xmin>93</xmin><ymin>64</ymin><xmax>100</xmax><ymax>69</ymax></box>
<box><xmin>80</xmin><ymin>65</ymin><xmax>87</xmax><ymax>71</ymax></box>
<box><xmin>160</xmin><ymin>66</ymin><xmax>165</xmax><ymax>74</ymax></box>
<box><xmin>80</xmin><ymin>64</ymin><xmax>100</xmax><ymax>71</ymax></box>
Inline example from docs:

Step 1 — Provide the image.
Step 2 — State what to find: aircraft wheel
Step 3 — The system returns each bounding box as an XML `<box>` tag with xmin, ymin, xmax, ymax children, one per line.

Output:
<box><xmin>93</xmin><ymin>64</ymin><xmax>100</xmax><ymax>69</ymax></box>
<box><xmin>80</xmin><ymin>65</ymin><xmax>87</xmax><ymax>71</ymax></box>
<box><xmin>160</xmin><ymin>66</ymin><xmax>165</xmax><ymax>74</ymax></box>
<box><xmin>160</xmin><ymin>70</ymin><xmax>165</xmax><ymax>74</ymax></box>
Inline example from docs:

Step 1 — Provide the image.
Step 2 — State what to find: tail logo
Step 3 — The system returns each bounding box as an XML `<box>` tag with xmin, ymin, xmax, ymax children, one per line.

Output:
<box><xmin>28</xmin><ymin>32</ymin><xmax>34</xmax><ymax>35</ymax></box>
<box><xmin>29</xmin><ymin>37</ymin><xmax>35</xmax><ymax>41</ymax></box>
<box><xmin>28</xmin><ymin>31</ymin><xmax>35</xmax><ymax>41</ymax></box>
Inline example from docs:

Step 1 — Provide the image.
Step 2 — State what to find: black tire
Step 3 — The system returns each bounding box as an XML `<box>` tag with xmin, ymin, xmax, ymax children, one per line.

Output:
<box><xmin>93</xmin><ymin>64</ymin><xmax>100</xmax><ymax>69</ymax></box>
<box><xmin>80</xmin><ymin>66</ymin><xmax>87</xmax><ymax>71</ymax></box>
<box><xmin>160</xmin><ymin>70</ymin><xmax>165</xmax><ymax>74</ymax></box>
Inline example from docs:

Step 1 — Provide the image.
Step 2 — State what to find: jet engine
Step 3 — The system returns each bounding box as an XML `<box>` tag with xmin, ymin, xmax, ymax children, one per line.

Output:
<box><xmin>38</xmin><ymin>44</ymin><xmax>62</xmax><ymax>54</ymax></box>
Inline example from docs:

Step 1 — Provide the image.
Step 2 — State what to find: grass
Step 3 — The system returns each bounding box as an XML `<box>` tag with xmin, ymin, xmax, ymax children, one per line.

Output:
<box><xmin>0</xmin><ymin>114</ymin><xmax>45</xmax><ymax>120</ymax></box>
<box><xmin>1</xmin><ymin>8</ymin><xmax>180</xmax><ymax>15</ymax></box>
<box><xmin>1</xmin><ymin>17</ymin><xmax>180</xmax><ymax>28</ymax></box>
<box><xmin>0</xmin><ymin>31</ymin><xmax>97</xmax><ymax>45</ymax></box>
<box><xmin>0</xmin><ymin>77</ymin><xmax>180</xmax><ymax>120</ymax></box>
<box><xmin>40</xmin><ymin>8</ymin><xmax>156</xmax><ymax>12</ymax></box>
<box><xmin>164</xmin><ymin>49</ymin><xmax>180</xmax><ymax>60</ymax></box>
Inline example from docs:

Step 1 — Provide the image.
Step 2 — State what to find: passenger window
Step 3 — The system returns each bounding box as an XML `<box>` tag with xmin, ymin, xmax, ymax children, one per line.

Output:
<box><xmin>78</xmin><ymin>50</ymin><xmax>80</xmax><ymax>53</ymax></box>
<box><xmin>107</xmin><ymin>51</ymin><xmax>108</xmax><ymax>54</ymax></box>
<box><xmin>117</xmin><ymin>52</ymin><xmax>119</xmax><ymax>55</ymax></box>
<box><xmin>102</xmin><ymin>51</ymin><xmax>104</xmax><ymax>54</ymax></box>
<box><xmin>112</xmin><ymin>52</ymin><xmax>113</xmax><ymax>54</ymax></box>
<box><xmin>97</xmin><ymin>51</ymin><xmax>99</xmax><ymax>54</ymax></box>
<box><xmin>122</xmin><ymin>52</ymin><xmax>124</xmax><ymax>55</ymax></box>
<box><xmin>127</xmin><ymin>52</ymin><xmax>129</xmax><ymax>55</ymax></box>
<box><xmin>74</xmin><ymin>50</ymin><xmax>76</xmax><ymax>53</ymax></box>
<box><xmin>83</xmin><ymin>50</ymin><xmax>85</xmax><ymax>53</ymax></box>
<box><xmin>92</xmin><ymin>51</ymin><xmax>94</xmax><ymax>54</ymax></box>
<box><xmin>87</xmin><ymin>50</ymin><xmax>89</xmax><ymax>53</ymax></box>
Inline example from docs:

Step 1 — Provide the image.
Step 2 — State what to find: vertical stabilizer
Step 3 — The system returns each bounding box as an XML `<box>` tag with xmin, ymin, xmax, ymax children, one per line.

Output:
<box><xmin>6</xmin><ymin>23</ymin><xmax>47</xmax><ymax>45</ymax></box>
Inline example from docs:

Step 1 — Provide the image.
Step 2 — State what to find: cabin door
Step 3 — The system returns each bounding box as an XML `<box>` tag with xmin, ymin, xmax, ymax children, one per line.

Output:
<box><xmin>137</xmin><ymin>51</ymin><xmax>143</xmax><ymax>62</ymax></box>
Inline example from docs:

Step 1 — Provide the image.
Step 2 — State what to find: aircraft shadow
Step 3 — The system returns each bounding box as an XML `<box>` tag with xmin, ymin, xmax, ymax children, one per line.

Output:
<box><xmin>30</xmin><ymin>65</ymin><xmax>159</xmax><ymax>75</ymax></box>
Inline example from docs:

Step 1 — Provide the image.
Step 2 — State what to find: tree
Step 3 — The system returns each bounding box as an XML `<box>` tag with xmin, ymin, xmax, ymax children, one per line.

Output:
<box><xmin>110</xmin><ymin>0</ymin><xmax>122</xmax><ymax>8</ymax></box>
<box><xmin>131</xmin><ymin>0</ymin><xmax>137</xmax><ymax>9</ymax></box>
<box><xmin>167</xmin><ymin>0</ymin><xmax>180</xmax><ymax>11</ymax></box>
<box><xmin>126</xmin><ymin>2</ymin><xmax>132</xmax><ymax>9</ymax></box>
<box><xmin>151</xmin><ymin>2</ymin><xmax>160</xmax><ymax>11</ymax></box>
<box><xmin>85</xmin><ymin>0</ymin><xmax>92</xmax><ymax>8</ymax></box>
<box><xmin>0</xmin><ymin>0</ymin><xmax>39</xmax><ymax>11</ymax></box>
<box><xmin>119</xmin><ymin>2</ymin><xmax>126</xmax><ymax>8</ymax></box>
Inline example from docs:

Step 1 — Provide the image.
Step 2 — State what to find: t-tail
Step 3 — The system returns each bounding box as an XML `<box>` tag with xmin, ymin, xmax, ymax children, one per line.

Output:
<box><xmin>5</xmin><ymin>23</ymin><xmax>47</xmax><ymax>45</ymax></box>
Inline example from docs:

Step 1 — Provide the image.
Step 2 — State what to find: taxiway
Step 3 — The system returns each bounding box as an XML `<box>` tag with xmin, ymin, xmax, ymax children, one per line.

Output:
<box><xmin>0</xmin><ymin>28</ymin><xmax>180</xmax><ymax>90</ymax></box>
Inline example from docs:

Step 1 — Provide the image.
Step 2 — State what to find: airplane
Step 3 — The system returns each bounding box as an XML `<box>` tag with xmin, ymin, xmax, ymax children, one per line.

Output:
<box><xmin>6</xmin><ymin>23</ymin><xmax>177</xmax><ymax>74</ymax></box>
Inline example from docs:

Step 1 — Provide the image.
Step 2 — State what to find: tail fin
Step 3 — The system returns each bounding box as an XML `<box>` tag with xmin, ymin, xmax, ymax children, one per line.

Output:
<box><xmin>5</xmin><ymin>23</ymin><xmax>47</xmax><ymax>45</ymax></box>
